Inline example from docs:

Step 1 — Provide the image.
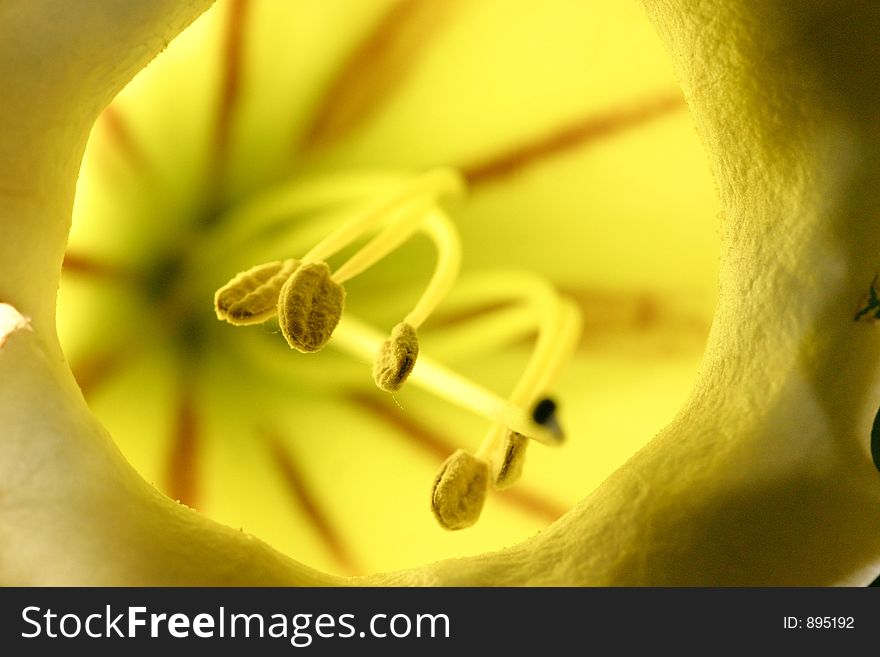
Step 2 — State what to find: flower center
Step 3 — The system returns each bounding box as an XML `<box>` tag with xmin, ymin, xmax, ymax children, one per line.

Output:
<box><xmin>211</xmin><ymin>167</ymin><xmax>581</xmax><ymax>529</ymax></box>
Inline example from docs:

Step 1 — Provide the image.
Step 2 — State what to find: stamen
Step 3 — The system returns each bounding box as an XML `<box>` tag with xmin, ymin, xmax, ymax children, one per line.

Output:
<box><xmin>373</xmin><ymin>321</ymin><xmax>419</xmax><ymax>392</ymax></box>
<box><xmin>422</xmin><ymin>273</ymin><xmax>581</xmax><ymax>487</ymax></box>
<box><xmin>334</xmin><ymin>205</ymin><xmax>461</xmax><ymax>393</ymax></box>
<box><xmin>212</xmin><ymin>169</ymin><xmax>463</xmax><ymax>357</ymax></box>
<box><xmin>330</xmin><ymin>205</ymin><xmax>462</xmax><ymax>329</ymax></box>
<box><xmin>424</xmin><ymin>272</ymin><xmax>575</xmax><ymax>360</ymax></box>
<box><xmin>332</xmin><ymin>314</ymin><xmax>561</xmax><ymax>445</ymax></box>
<box><xmin>199</xmin><ymin>170</ymin><xmax>405</xmax><ymax>264</ymax></box>
<box><xmin>404</xmin><ymin>210</ymin><xmax>461</xmax><ymax>329</ymax></box>
<box><xmin>495</xmin><ymin>399</ymin><xmax>561</xmax><ymax>490</ymax></box>
<box><xmin>331</xmin><ymin>198</ymin><xmax>433</xmax><ymax>284</ymax></box>
<box><xmin>278</xmin><ymin>261</ymin><xmax>345</xmax><ymax>353</ymax></box>
<box><xmin>486</xmin><ymin>299</ymin><xmax>580</xmax><ymax>487</ymax></box>
<box><xmin>302</xmin><ymin>167</ymin><xmax>464</xmax><ymax>264</ymax></box>
<box><xmin>215</xmin><ymin>259</ymin><xmax>299</xmax><ymax>325</ymax></box>
<box><xmin>431</xmin><ymin>449</ymin><xmax>489</xmax><ymax>530</ymax></box>
<box><xmin>208</xmin><ymin>166</ymin><xmax>581</xmax><ymax>529</ymax></box>
<box><xmin>422</xmin><ymin>303</ymin><xmax>536</xmax><ymax>359</ymax></box>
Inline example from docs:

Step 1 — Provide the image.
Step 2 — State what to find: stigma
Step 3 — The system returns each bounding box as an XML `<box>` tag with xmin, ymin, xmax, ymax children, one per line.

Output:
<box><xmin>212</xmin><ymin>167</ymin><xmax>582</xmax><ymax>529</ymax></box>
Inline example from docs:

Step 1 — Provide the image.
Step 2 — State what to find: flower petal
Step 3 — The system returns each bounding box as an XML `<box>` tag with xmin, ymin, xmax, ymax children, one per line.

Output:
<box><xmin>0</xmin><ymin>0</ymin><xmax>216</xmax><ymax>338</ymax></box>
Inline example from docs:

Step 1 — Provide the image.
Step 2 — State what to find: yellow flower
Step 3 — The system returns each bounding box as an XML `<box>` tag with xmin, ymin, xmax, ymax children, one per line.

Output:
<box><xmin>39</xmin><ymin>0</ymin><xmax>712</xmax><ymax>582</ymax></box>
<box><xmin>5</xmin><ymin>0</ymin><xmax>874</xmax><ymax>586</ymax></box>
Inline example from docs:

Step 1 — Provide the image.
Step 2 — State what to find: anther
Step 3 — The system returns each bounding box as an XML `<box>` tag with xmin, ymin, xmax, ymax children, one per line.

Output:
<box><xmin>214</xmin><ymin>259</ymin><xmax>300</xmax><ymax>325</ymax></box>
<box><xmin>278</xmin><ymin>261</ymin><xmax>345</xmax><ymax>353</ymax></box>
<box><xmin>334</xmin><ymin>315</ymin><xmax>562</xmax><ymax>444</ymax></box>
<box><xmin>494</xmin><ymin>431</ymin><xmax>528</xmax><ymax>489</ymax></box>
<box><xmin>431</xmin><ymin>449</ymin><xmax>489</xmax><ymax>530</ymax></box>
<box><xmin>373</xmin><ymin>322</ymin><xmax>419</xmax><ymax>392</ymax></box>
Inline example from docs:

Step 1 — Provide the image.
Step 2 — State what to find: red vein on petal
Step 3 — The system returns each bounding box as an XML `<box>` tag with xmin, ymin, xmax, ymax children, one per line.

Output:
<box><xmin>100</xmin><ymin>105</ymin><xmax>149</xmax><ymax>172</ymax></box>
<box><xmin>62</xmin><ymin>252</ymin><xmax>139</xmax><ymax>283</ymax></box>
<box><xmin>560</xmin><ymin>286</ymin><xmax>711</xmax><ymax>351</ymax></box>
<box><xmin>346</xmin><ymin>390</ymin><xmax>566</xmax><ymax>524</ymax></box>
<box><xmin>215</xmin><ymin>0</ymin><xmax>249</xmax><ymax>169</ymax></box>
<box><xmin>348</xmin><ymin>391</ymin><xmax>447</xmax><ymax>460</ymax></box>
<box><xmin>71</xmin><ymin>346</ymin><xmax>132</xmax><ymax>398</ymax></box>
<box><xmin>263</xmin><ymin>428</ymin><xmax>359</xmax><ymax>575</ymax></box>
<box><xmin>428</xmin><ymin>287</ymin><xmax>711</xmax><ymax>351</ymax></box>
<box><xmin>461</xmin><ymin>91</ymin><xmax>686</xmax><ymax>187</ymax></box>
<box><xmin>297</xmin><ymin>0</ymin><xmax>459</xmax><ymax>153</ymax></box>
<box><xmin>166</xmin><ymin>390</ymin><xmax>200</xmax><ymax>509</ymax></box>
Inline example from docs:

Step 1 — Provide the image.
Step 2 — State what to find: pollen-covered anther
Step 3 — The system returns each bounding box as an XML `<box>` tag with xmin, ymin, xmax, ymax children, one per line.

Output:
<box><xmin>214</xmin><ymin>259</ymin><xmax>300</xmax><ymax>325</ymax></box>
<box><xmin>278</xmin><ymin>261</ymin><xmax>345</xmax><ymax>353</ymax></box>
<box><xmin>494</xmin><ymin>431</ymin><xmax>529</xmax><ymax>489</ymax></box>
<box><xmin>431</xmin><ymin>449</ymin><xmax>489</xmax><ymax>530</ymax></box>
<box><xmin>372</xmin><ymin>322</ymin><xmax>419</xmax><ymax>392</ymax></box>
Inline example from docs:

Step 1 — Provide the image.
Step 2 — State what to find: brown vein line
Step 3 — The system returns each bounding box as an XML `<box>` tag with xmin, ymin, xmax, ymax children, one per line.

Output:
<box><xmin>460</xmin><ymin>91</ymin><xmax>686</xmax><ymax>187</ymax></box>
<box><xmin>62</xmin><ymin>252</ymin><xmax>139</xmax><ymax>283</ymax></box>
<box><xmin>429</xmin><ymin>288</ymin><xmax>711</xmax><ymax>347</ymax></box>
<box><xmin>560</xmin><ymin>287</ymin><xmax>712</xmax><ymax>347</ymax></box>
<box><xmin>100</xmin><ymin>105</ymin><xmax>149</xmax><ymax>172</ymax></box>
<box><xmin>71</xmin><ymin>346</ymin><xmax>132</xmax><ymax>398</ymax></box>
<box><xmin>347</xmin><ymin>390</ymin><xmax>567</xmax><ymax>524</ymax></box>
<box><xmin>297</xmin><ymin>0</ymin><xmax>459</xmax><ymax>153</ymax></box>
<box><xmin>348</xmin><ymin>390</ymin><xmax>449</xmax><ymax>460</ymax></box>
<box><xmin>215</xmin><ymin>0</ymin><xmax>249</xmax><ymax>167</ymax></box>
<box><xmin>165</xmin><ymin>390</ymin><xmax>200</xmax><ymax>509</ymax></box>
<box><xmin>263</xmin><ymin>428</ymin><xmax>359</xmax><ymax>575</ymax></box>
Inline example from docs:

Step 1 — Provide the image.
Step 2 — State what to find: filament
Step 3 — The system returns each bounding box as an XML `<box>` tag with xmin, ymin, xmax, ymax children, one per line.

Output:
<box><xmin>331</xmin><ymin>314</ymin><xmax>561</xmax><ymax>446</ymax></box>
